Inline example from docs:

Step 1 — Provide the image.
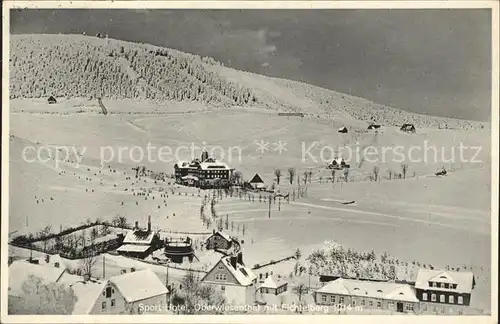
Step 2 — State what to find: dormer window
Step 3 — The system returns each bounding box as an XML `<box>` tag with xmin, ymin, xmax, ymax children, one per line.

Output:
<box><xmin>377</xmin><ymin>289</ymin><xmax>383</xmax><ymax>293</ymax></box>
<box><xmin>440</xmin><ymin>283</ymin><xmax>445</xmax><ymax>288</ymax></box>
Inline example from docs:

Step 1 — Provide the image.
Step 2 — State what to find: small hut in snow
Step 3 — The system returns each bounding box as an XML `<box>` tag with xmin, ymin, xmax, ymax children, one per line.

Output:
<box><xmin>368</xmin><ymin>124</ymin><xmax>381</xmax><ymax>130</ymax></box>
<box><xmin>400</xmin><ymin>123</ymin><xmax>416</xmax><ymax>133</ymax></box>
<box><xmin>338</xmin><ymin>126</ymin><xmax>348</xmax><ymax>134</ymax></box>
<box><xmin>249</xmin><ymin>173</ymin><xmax>266</xmax><ymax>190</ymax></box>
<box><xmin>48</xmin><ymin>96</ymin><xmax>57</xmax><ymax>104</ymax></box>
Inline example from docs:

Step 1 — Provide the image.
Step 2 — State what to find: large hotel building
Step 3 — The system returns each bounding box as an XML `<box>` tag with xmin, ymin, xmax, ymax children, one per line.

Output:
<box><xmin>174</xmin><ymin>151</ymin><xmax>233</xmax><ymax>188</ymax></box>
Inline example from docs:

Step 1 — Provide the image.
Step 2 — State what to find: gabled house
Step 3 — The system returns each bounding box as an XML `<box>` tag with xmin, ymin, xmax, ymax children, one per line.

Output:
<box><xmin>249</xmin><ymin>173</ymin><xmax>266</xmax><ymax>190</ymax></box>
<box><xmin>8</xmin><ymin>260</ymin><xmax>66</xmax><ymax>298</ymax></box>
<box><xmin>117</xmin><ymin>217</ymin><xmax>161</xmax><ymax>259</ymax></box>
<box><xmin>415</xmin><ymin>269</ymin><xmax>475</xmax><ymax>314</ymax></box>
<box><xmin>257</xmin><ymin>273</ymin><xmax>288</xmax><ymax>295</ymax></box>
<box><xmin>400</xmin><ymin>123</ymin><xmax>416</xmax><ymax>133</ymax></box>
<box><xmin>338</xmin><ymin>126</ymin><xmax>348</xmax><ymax>134</ymax></box>
<box><xmin>205</xmin><ymin>230</ymin><xmax>233</xmax><ymax>251</ymax></box>
<box><xmin>59</xmin><ymin>268</ymin><xmax>169</xmax><ymax>314</ymax></box>
<box><xmin>48</xmin><ymin>96</ymin><xmax>57</xmax><ymax>104</ymax></box>
<box><xmin>200</xmin><ymin>253</ymin><xmax>257</xmax><ymax>305</ymax></box>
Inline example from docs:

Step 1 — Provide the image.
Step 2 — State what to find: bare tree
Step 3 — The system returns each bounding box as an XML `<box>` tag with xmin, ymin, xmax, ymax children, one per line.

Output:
<box><xmin>80</xmin><ymin>244</ymin><xmax>97</xmax><ymax>278</ymax></box>
<box><xmin>274</xmin><ymin>169</ymin><xmax>282</xmax><ymax>185</ymax></box>
<box><xmin>401</xmin><ymin>164</ymin><xmax>408</xmax><ymax>179</ymax></box>
<box><xmin>288</xmin><ymin>168</ymin><xmax>296</xmax><ymax>185</ymax></box>
<box><xmin>331</xmin><ymin>169</ymin><xmax>336</xmax><ymax>183</ymax></box>
<box><xmin>232</xmin><ymin>170</ymin><xmax>243</xmax><ymax>185</ymax></box>
<box><xmin>343</xmin><ymin>167</ymin><xmax>349</xmax><ymax>182</ymax></box>
<box><xmin>112</xmin><ymin>215</ymin><xmax>129</xmax><ymax>229</ymax></box>
<box><xmin>38</xmin><ymin>225</ymin><xmax>52</xmax><ymax>252</ymax></box>
<box><xmin>372</xmin><ymin>166</ymin><xmax>380</xmax><ymax>182</ymax></box>
<box><xmin>303</xmin><ymin>171</ymin><xmax>308</xmax><ymax>185</ymax></box>
<box><xmin>292</xmin><ymin>283</ymin><xmax>309</xmax><ymax>303</ymax></box>
<box><xmin>387</xmin><ymin>169</ymin><xmax>393</xmax><ymax>180</ymax></box>
<box><xmin>90</xmin><ymin>227</ymin><xmax>99</xmax><ymax>241</ymax></box>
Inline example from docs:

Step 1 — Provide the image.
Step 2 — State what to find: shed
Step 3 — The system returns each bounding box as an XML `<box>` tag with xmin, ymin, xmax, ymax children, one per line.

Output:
<box><xmin>48</xmin><ymin>96</ymin><xmax>57</xmax><ymax>104</ymax></box>
<box><xmin>338</xmin><ymin>126</ymin><xmax>348</xmax><ymax>133</ymax></box>
<box><xmin>400</xmin><ymin>123</ymin><xmax>416</xmax><ymax>133</ymax></box>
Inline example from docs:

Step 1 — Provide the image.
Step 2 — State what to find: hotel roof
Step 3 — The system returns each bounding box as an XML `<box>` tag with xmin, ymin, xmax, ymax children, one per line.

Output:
<box><xmin>317</xmin><ymin>278</ymin><xmax>419</xmax><ymax>303</ymax></box>
<box><xmin>415</xmin><ymin>269</ymin><xmax>475</xmax><ymax>294</ymax></box>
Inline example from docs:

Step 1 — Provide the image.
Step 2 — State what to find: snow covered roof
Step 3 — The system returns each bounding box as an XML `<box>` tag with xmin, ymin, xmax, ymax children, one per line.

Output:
<box><xmin>57</xmin><ymin>273</ymin><xmax>105</xmax><ymax>314</ymax></box>
<box><xmin>200</xmin><ymin>161</ymin><xmax>230</xmax><ymax>170</ymax></box>
<box><xmin>117</xmin><ymin>244</ymin><xmax>151</xmax><ymax>253</ymax></box>
<box><xmin>109</xmin><ymin>268</ymin><xmax>169</xmax><ymax>303</ymax></box>
<box><xmin>36</xmin><ymin>254</ymin><xmax>67</xmax><ymax>270</ymax></box>
<box><xmin>249</xmin><ymin>173</ymin><xmax>265</xmax><ymax>184</ymax></box>
<box><xmin>8</xmin><ymin>260</ymin><xmax>66</xmax><ymax>297</ymax></box>
<box><xmin>221</xmin><ymin>257</ymin><xmax>256</xmax><ymax>286</ymax></box>
<box><xmin>207</xmin><ymin>230</ymin><xmax>232</xmax><ymax>242</ymax></box>
<box><xmin>123</xmin><ymin>229</ymin><xmax>156</xmax><ymax>245</ymax></box>
<box><xmin>258</xmin><ymin>276</ymin><xmax>287</xmax><ymax>289</ymax></box>
<box><xmin>317</xmin><ymin>278</ymin><xmax>419</xmax><ymax>303</ymax></box>
<box><xmin>415</xmin><ymin>269</ymin><xmax>474</xmax><ymax>294</ymax></box>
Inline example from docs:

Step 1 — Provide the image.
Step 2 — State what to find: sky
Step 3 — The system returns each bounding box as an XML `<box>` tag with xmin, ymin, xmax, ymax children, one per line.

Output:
<box><xmin>10</xmin><ymin>9</ymin><xmax>492</xmax><ymax>121</ymax></box>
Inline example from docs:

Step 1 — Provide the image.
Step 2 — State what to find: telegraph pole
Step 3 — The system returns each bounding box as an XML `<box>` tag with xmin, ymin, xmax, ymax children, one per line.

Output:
<box><xmin>103</xmin><ymin>255</ymin><xmax>106</xmax><ymax>279</ymax></box>
<box><xmin>268</xmin><ymin>195</ymin><xmax>272</xmax><ymax>218</ymax></box>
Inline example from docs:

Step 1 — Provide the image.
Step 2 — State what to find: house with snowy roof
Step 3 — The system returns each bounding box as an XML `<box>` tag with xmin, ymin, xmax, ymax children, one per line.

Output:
<box><xmin>8</xmin><ymin>260</ymin><xmax>67</xmax><ymax>298</ymax></box>
<box><xmin>117</xmin><ymin>216</ymin><xmax>161</xmax><ymax>259</ymax></box>
<box><xmin>257</xmin><ymin>272</ymin><xmax>288</xmax><ymax>295</ymax></box>
<box><xmin>205</xmin><ymin>229</ymin><xmax>233</xmax><ymax>251</ymax></box>
<box><xmin>315</xmin><ymin>278</ymin><xmax>419</xmax><ymax>313</ymax></box>
<box><xmin>249</xmin><ymin>173</ymin><xmax>266</xmax><ymax>190</ymax></box>
<box><xmin>414</xmin><ymin>269</ymin><xmax>476</xmax><ymax>315</ymax></box>
<box><xmin>200</xmin><ymin>252</ymin><xmax>257</xmax><ymax>305</ymax></box>
<box><xmin>61</xmin><ymin>268</ymin><xmax>169</xmax><ymax>314</ymax></box>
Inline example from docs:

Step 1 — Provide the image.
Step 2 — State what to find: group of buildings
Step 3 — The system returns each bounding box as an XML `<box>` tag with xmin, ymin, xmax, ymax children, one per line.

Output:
<box><xmin>315</xmin><ymin>269</ymin><xmax>478</xmax><ymax>315</ymax></box>
<box><xmin>174</xmin><ymin>151</ymin><xmax>269</xmax><ymax>191</ymax></box>
<box><xmin>8</xmin><ymin>255</ymin><xmax>169</xmax><ymax>314</ymax></box>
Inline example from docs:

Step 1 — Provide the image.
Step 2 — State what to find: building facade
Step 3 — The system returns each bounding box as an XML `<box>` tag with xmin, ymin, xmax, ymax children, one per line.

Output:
<box><xmin>201</xmin><ymin>254</ymin><xmax>257</xmax><ymax>306</ymax></box>
<box><xmin>315</xmin><ymin>278</ymin><xmax>419</xmax><ymax>313</ymax></box>
<box><xmin>414</xmin><ymin>269</ymin><xmax>476</xmax><ymax>315</ymax></box>
<box><xmin>174</xmin><ymin>153</ymin><xmax>233</xmax><ymax>188</ymax></box>
<box><xmin>205</xmin><ymin>230</ymin><xmax>233</xmax><ymax>250</ymax></box>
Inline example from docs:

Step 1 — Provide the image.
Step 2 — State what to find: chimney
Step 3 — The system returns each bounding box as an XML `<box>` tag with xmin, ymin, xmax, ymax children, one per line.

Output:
<box><xmin>270</xmin><ymin>271</ymin><xmax>273</xmax><ymax>276</ymax></box>
<box><xmin>135</xmin><ymin>221</ymin><xmax>139</xmax><ymax>229</ymax></box>
<box><xmin>237</xmin><ymin>252</ymin><xmax>243</xmax><ymax>265</ymax></box>
<box><xmin>259</xmin><ymin>273</ymin><xmax>262</xmax><ymax>280</ymax></box>
<box><xmin>148</xmin><ymin>215</ymin><xmax>151</xmax><ymax>232</ymax></box>
<box><xmin>213</xmin><ymin>229</ymin><xmax>216</xmax><ymax>234</ymax></box>
<box><xmin>230</xmin><ymin>256</ymin><xmax>237</xmax><ymax>269</ymax></box>
<box><xmin>266</xmin><ymin>272</ymin><xmax>269</xmax><ymax>279</ymax></box>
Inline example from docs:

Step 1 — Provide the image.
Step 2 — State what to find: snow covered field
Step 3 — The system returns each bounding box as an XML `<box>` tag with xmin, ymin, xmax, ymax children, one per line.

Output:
<box><xmin>8</xmin><ymin>100</ymin><xmax>493</xmax><ymax>312</ymax></box>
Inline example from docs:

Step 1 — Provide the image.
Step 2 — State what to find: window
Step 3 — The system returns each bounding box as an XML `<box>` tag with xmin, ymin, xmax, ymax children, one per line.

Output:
<box><xmin>215</xmin><ymin>274</ymin><xmax>227</xmax><ymax>281</ymax></box>
<box><xmin>440</xmin><ymin>308</ymin><xmax>445</xmax><ymax>314</ymax></box>
<box><xmin>406</xmin><ymin>303</ymin><xmax>414</xmax><ymax>311</ymax></box>
<box><xmin>352</xmin><ymin>299</ymin><xmax>356</xmax><ymax>306</ymax></box>
<box><xmin>377</xmin><ymin>301</ymin><xmax>382</xmax><ymax>308</ymax></box>
<box><xmin>361</xmin><ymin>299</ymin><xmax>366</xmax><ymax>306</ymax></box>
<box><xmin>440</xmin><ymin>295</ymin><xmax>445</xmax><ymax>303</ymax></box>
<box><xmin>339</xmin><ymin>297</ymin><xmax>344</xmax><ymax>304</ymax></box>
<box><xmin>458</xmin><ymin>310</ymin><xmax>463</xmax><ymax>315</ymax></box>
<box><xmin>217</xmin><ymin>265</ymin><xmax>224</xmax><ymax>270</ymax></box>
<box><xmin>321</xmin><ymin>294</ymin><xmax>327</xmax><ymax>302</ymax></box>
<box><xmin>444</xmin><ymin>283</ymin><xmax>449</xmax><ymax>289</ymax></box>
<box><xmin>458</xmin><ymin>296</ymin><xmax>463</xmax><ymax>305</ymax></box>
<box><xmin>449</xmin><ymin>295</ymin><xmax>454</xmax><ymax>303</ymax></box>
<box><xmin>388</xmin><ymin>301</ymin><xmax>394</xmax><ymax>309</ymax></box>
<box><xmin>369</xmin><ymin>301</ymin><xmax>373</xmax><ymax>307</ymax></box>
<box><xmin>431</xmin><ymin>294</ymin><xmax>436</xmax><ymax>302</ymax></box>
<box><xmin>422</xmin><ymin>304</ymin><xmax>427</xmax><ymax>311</ymax></box>
<box><xmin>422</xmin><ymin>292</ymin><xmax>428</xmax><ymax>301</ymax></box>
<box><xmin>101</xmin><ymin>302</ymin><xmax>106</xmax><ymax>310</ymax></box>
<box><xmin>330</xmin><ymin>295</ymin><xmax>336</xmax><ymax>303</ymax></box>
<box><xmin>111</xmin><ymin>299</ymin><xmax>115</xmax><ymax>307</ymax></box>
<box><xmin>221</xmin><ymin>286</ymin><xmax>225</xmax><ymax>291</ymax></box>
<box><xmin>440</xmin><ymin>283</ymin><xmax>445</xmax><ymax>288</ymax></box>
<box><xmin>106</xmin><ymin>287</ymin><xmax>112</xmax><ymax>298</ymax></box>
